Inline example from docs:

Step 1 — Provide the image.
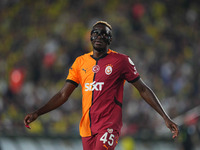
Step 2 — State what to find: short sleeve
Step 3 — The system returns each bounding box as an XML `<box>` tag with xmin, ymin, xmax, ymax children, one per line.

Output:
<box><xmin>66</xmin><ymin>57</ymin><xmax>80</xmax><ymax>86</ymax></box>
<box><xmin>121</xmin><ymin>56</ymin><xmax>140</xmax><ymax>83</ymax></box>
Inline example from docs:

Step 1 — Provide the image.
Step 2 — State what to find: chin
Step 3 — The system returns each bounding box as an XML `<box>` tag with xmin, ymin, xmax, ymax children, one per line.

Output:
<box><xmin>93</xmin><ymin>46</ymin><xmax>105</xmax><ymax>52</ymax></box>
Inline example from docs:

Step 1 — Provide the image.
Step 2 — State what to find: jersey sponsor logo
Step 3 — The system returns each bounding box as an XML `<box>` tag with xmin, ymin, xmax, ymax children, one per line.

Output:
<box><xmin>128</xmin><ymin>58</ymin><xmax>138</xmax><ymax>74</ymax></box>
<box><xmin>92</xmin><ymin>65</ymin><xmax>100</xmax><ymax>73</ymax></box>
<box><xmin>85</xmin><ymin>81</ymin><xmax>104</xmax><ymax>91</ymax></box>
<box><xmin>105</xmin><ymin>64</ymin><xmax>113</xmax><ymax>75</ymax></box>
<box><xmin>133</xmin><ymin>66</ymin><xmax>137</xmax><ymax>75</ymax></box>
<box><xmin>128</xmin><ymin>57</ymin><xmax>135</xmax><ymax>65</ymax></box>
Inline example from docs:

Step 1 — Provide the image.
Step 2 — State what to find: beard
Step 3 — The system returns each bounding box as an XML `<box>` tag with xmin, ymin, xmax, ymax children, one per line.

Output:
<box><xmin>92</xmin><ymin>45</ymin><xmax>105</xmax><ymax>52</ymax></box>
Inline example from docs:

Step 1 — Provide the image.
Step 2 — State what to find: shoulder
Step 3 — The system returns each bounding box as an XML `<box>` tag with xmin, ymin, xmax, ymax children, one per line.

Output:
<box><xmin>75</xmin><ymin>51</ymin><xmax>92</xmax><ymax>62</ymax></box>
<box><xmin>109</xmin><ymin>50</ymin><xmax>137</xmax><ymax>67</ymax></box>
<box><xmin>109</xmin><ymin>49</ymin><xmax>130</xmax><ymax>61</ymax></box>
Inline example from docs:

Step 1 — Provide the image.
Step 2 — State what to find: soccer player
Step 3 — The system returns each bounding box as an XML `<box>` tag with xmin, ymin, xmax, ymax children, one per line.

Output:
<box><xmin>24</xmin><ymin>21</ymin><xmax>179</xmax><ymax>150</ymax></box>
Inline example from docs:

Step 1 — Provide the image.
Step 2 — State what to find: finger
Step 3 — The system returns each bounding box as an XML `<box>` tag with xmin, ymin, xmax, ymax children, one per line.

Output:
<box><xmin>171</xmin><ymin>125</ymin><xmax>179</xmax><ymax>139</ymax></box>
<box><xmin>171</xmin><ymin>124</ymin><xmax>178</xmax><ymax>131</ymax></box>
<box><xmin>25</xmin><ymin>124</ymin><xmax>31</xmax><ymax>129</ymax></box>
<box><xmin>172</xmin><ymin>132</ymin><xmax>178</xmax><ymax>139</ymax></box>
<box><xmin>172</xmin><ymin>135</ymin><xmax>176</xmax><ymax>139</ymax></box>
<box><xmin>24</xmin><ymin>115</ymin><xmax>32</xmax><ymax>125</ymax></box>
<box><xmin>24</xmin><ymin>115</ymin><xmax>30</xmax><ymax>125</ymax></box>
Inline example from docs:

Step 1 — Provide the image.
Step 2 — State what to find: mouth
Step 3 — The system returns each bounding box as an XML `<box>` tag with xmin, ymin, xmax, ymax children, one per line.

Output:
<box><xmin>94</xmin><ymin>40</ymin><xmax>103</xmax><ymax>45</ymax></box>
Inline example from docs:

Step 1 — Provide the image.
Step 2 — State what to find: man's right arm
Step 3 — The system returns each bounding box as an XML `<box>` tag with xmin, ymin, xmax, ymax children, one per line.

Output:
<box><xmin>24</xmin><ymin>82</ymin><xmax>77</xmax><ymax>126</ymax></box>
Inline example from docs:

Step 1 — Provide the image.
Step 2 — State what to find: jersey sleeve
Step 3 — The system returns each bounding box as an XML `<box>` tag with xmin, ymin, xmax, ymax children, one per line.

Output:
<box><xmin>66</xmin><ymin>57</ymin><xmax>80</xmax><ymax>87</ymax></box>
<box><xmin>121</xmin><ymin>56</ymin><xmax>140</xmax><ymax>83</ymax></box>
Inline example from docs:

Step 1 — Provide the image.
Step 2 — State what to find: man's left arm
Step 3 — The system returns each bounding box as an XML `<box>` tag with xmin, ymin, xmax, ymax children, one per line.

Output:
<box><xmin>131</xmin><ymin>78</ymin><xmax>179</xmax><ymax>139</ymax></box>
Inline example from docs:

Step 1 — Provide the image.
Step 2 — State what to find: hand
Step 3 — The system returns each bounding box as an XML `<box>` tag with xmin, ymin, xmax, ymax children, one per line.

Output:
<box><xmin>164</xmin><ymin>118</ymin><xmax>179</xmax><ymax>139</ymax></box>
<box><xmin>24</xmin><ymin>112</ymin><xmax>39</xmax><ymax>128</ymax></box>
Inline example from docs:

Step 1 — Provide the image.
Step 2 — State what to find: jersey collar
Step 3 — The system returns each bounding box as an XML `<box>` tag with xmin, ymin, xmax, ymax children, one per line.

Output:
<box><xmin>90</xmin><ymin>49</ymin><xmax>112</xmax><ymax>60</ymax></box>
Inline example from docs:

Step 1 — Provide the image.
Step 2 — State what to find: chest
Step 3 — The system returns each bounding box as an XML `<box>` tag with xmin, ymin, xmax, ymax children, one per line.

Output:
<box><xmin>79</xmin><ymin>56</ymin><xmax>122</xmax><ymax>85</ymax></box>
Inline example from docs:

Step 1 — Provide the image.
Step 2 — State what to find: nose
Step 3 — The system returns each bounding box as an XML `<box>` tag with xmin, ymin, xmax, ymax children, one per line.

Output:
<box><xmin>97</xmin><ymin>33</ymin><xmax>103</xmax><ymax>39</ymax></box>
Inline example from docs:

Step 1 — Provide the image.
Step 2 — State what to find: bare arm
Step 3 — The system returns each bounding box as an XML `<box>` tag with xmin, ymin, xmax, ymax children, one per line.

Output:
<box><xmin>132</xmin><ymin>78</ymin><xmax>179</xmax><ymax>139</ymax></box>
<box><xmin>24</xmin><ymin>82</ymin><xmax>77</xmax><ymax>126</ymax></box>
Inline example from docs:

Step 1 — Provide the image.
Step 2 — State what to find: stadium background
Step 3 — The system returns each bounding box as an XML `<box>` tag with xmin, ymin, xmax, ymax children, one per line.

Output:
<box><xmin>0</xmin><ymin>0</ymin><xmax>200</xmax><ymax>149</ymax></box>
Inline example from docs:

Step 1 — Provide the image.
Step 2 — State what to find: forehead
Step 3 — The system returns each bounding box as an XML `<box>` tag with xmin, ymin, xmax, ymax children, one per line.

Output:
<box><xmin>93</xmin><ymin>24</ymin><xmax>111</xmax><ymax>32</ymax></box>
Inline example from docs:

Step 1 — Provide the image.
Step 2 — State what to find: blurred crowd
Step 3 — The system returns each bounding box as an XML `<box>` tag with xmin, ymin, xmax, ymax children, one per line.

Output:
<box><xmin>0</xmin><ymin>0</ymin><xmax>200</xmax><ymax>148</ymax></box>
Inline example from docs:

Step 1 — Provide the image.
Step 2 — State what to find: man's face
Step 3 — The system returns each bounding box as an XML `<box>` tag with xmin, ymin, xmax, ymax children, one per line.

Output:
<box><xmin>90</xmin><ymin>24</ymin><xmax>112</xmax><ymax>52</ymax></box>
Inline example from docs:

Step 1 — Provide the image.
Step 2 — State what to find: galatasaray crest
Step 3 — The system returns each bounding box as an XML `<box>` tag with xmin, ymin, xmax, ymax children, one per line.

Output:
<box><xmin>105</xmin><ymin>64</ymin><xmax>113</xmax><ymax>75</ymax></box>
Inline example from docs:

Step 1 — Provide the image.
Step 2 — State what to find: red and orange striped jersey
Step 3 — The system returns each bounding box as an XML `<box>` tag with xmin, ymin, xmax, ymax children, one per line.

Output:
<box><xmin>66</xmin><ymin>49</ymin><xmax>140</xmax><ymax>137</ymax></box>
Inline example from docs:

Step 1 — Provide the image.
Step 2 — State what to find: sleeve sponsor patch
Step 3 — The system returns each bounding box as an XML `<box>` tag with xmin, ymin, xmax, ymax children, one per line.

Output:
<box><xmin>128</xmin><ymin>57</ymin><xmax>134</xmax><ymax>65</ymax></box>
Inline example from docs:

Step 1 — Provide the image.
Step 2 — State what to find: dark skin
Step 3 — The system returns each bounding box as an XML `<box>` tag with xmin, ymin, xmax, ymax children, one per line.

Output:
<box><xmin>24</xmin><ymin>24</ymin><xmax>179</xmax><ymax>139</ymax></box>
<box><xmin>91</xmin><ymin>24</ymin><xmax>112</xmax><ymax>58</ymax></box>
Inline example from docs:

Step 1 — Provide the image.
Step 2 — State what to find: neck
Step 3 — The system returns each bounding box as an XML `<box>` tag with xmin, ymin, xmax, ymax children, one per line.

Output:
<box><xmin>93</xmin><ymin>48</ymin><xmax>108</xmax><ymax>59</ymax></box>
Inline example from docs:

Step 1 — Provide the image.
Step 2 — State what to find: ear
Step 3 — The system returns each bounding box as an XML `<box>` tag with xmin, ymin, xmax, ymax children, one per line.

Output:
<box><xmin>90</xmin><ymin>35</ymin><xmax>95</xmax><ymax>42</ymax></box>
<box><xmin>90</xmin><ymin>35</ymin><xmax>93</xmax><ymax>42</ymax></box>
<box><xmin>108</xmin><ymin>36</ymin><xmax>112</xmax><ymax>45</ymax></box>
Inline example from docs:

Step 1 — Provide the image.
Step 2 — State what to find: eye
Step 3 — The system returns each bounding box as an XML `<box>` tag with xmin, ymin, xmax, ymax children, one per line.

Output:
<box><xmin>102</xmin><ymin>33</ymin><xmax>107</xmax><ymax>37</ymax></box>
<box><xmin>91</xmin><ymin>31</ymin><xmax>98</xmax><ymax>36</ymax></box>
